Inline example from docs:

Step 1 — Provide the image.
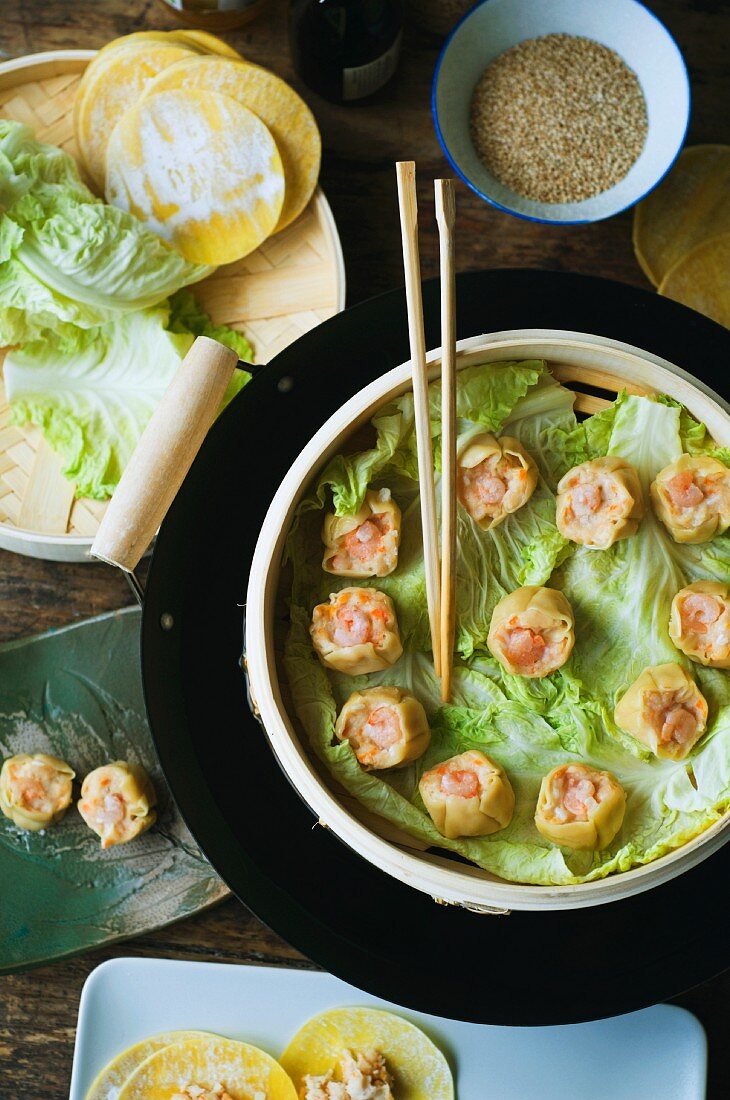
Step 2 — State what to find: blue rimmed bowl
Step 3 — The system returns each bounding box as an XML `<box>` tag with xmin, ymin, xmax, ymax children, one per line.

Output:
<box><xmin>432</xmin><ymin>0</ymin><xmax>690</xmax><ymax>224</ymax></box>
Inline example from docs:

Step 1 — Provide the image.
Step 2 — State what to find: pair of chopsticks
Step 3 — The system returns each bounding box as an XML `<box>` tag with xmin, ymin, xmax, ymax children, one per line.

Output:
<box><xmin>395</xmin><ymin>161</ymin><xmax>457</xmax><ymax>703</ymax></box>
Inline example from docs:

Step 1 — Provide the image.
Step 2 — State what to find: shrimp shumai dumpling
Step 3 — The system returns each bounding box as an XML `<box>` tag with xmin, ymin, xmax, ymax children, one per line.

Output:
<box><xmin>650</xmin><ymin>454</ymin><xmax>730</xmax><ymax>544</ymax></box>
<box><xmin>488</xmin><ymin>586</ymin><xmax>575</xmax><ymax>678</ymax></box>
<box><xmin>335</xmin><ymin>686</ymin><xmax>430</xmax><ymax>770</ymax></box>
<box><xmin>419</xmin><ymin>750</ymin><xmax>515</xmax><ymax>839</ymax></box>
<box><xmin>556</xmin><ymin>456</ymin><xmax>644</xmax><ymax>549</ymax></box>
<box><xmin>311</xmin><ymin>587</ymin><xmax>403</xmax><ymax>675</ymax></box>
<box><xmin>0</xmin><ymin>753</ymin><xmax>74</xmax><ymax>832</ymax></box>
<box><xmin>322</xmin><ymin>489</ymin><xmax>400</xmax><ymax>578</ymax></box>
<box><xmin>457</xmin><ymin>434</ymin><xmax>537</xmax><ymax>529</ymax></box>
<box><xmin>78</xmin><ymin>761</ymin><xmax>157</xmax><ymax>849</ymax></box>
<box><xmin>669</xmin><ymin>581</ymin><xmax>730</xmax><ymax>669</ymax></box>
<box><xmin>614</xmin><ymin>663</ymin><xmax>708</xmax><ymax>760</ymax></box>
<box><xmin>535</xmin><ymin>763</ymin><xmax>626</xmax><ymax>851</ymax></box>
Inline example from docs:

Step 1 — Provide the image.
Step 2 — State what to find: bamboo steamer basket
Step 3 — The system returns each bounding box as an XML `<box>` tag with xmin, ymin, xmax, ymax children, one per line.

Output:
<box><xmin>246</xmin><ymin>329</ymin><xmax>730</xmax><ymax>914</ymax></box>
<box><xmin>0</xmin><ymin>51</ymin><xmax>345</xmax><ymax>562</ymax></box>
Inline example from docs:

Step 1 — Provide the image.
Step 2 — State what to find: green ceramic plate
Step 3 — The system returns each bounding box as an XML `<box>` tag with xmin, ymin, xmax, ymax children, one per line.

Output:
<box><xmin>0</xmin><ymin>607</ymin><xmax>228</xmax><ymax>974</ymax></box>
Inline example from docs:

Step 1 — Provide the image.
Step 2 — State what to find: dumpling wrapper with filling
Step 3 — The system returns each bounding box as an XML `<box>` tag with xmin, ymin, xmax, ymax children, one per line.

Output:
<box><xmin>535</xmin><ymin>763</ymin><xmax>626</xmax><ymax>851</ymax></box>
<box><xmin>322</xmin><ymin>489</ymin><xmax>401</xmax><ymax>578</ymax></box>
<box><xmin>117</xmin><ymin>1035</ymin><xmax>297</xmax><ymax>1100</ymax></box>
<box><xmin>310</xmin><ymin>587</ymin><xmax>403</xmax><ymax>675</ymax></box>
<box><xmin>78</xmin><ymin>761</ymin><xmax>157</xmax><ymax>849</ymax></box>
<box><xmin>669</xmin><ymin>580</ymin><xmax>730</xmax><ymax>669</ymax></box>
<box><xmin>335</xmin><ymin>686</ymin><xmax>430</xmax><ymax>770</ymax></box>
<box><xmin>487</xmin><ymin>586</ymin><xmax>575</xmax><ymax>678</ymax></box>
<box><xmin>556</xmin><ymin>456</ymin><xmax>644</xmax><ymax>549</ymax></box>
<box><xmin>419</xmin><ymin>749</ymin><xmax>515</xmax><ymax>839</ymax></box>
<box><xmin>0</xmin><ymin>752</ymin><xmax>74</xmax><ymax>832</ymax></box>
<box><xmin>280</xmin><ymin>1007</ymin><xmax>454</xmax><ymax>1100</ymax></box>
<box><xmin>614</xmin><ymin>662</ymin><xmax>708</xmax><ymax>760</ymax></box>
<box><xmin>650</xmin><ymin>454</ymin><xmax>730</xmax><ymax>543</ymax></box>
<box><xmin>457</xmin><ymin>433</ymin><xmax>537</xmax><ymax>530</ymax></box>
<box><xmin>105</xmin><ymin>89</ymin><xmax>285</xmax><ymax>265</ymax></box>
<box><xmin>85</xmin><ymin>1031</ymin><xmax>214</xmax><ymax>1100</ymax></box>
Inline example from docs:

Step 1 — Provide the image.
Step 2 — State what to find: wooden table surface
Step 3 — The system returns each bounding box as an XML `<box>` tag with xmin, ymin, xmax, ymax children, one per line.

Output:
<box><xmin>0</xmin><ymin>1</ymin><xmax>728</xmax><ymax>1096</ymax></box>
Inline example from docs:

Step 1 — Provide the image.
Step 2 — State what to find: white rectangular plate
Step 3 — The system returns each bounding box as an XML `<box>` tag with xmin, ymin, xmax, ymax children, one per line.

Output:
<box><xmin>70</xmin><ymin>958</ymin><xmax>706</xmax><ymax>1099</ymax></box>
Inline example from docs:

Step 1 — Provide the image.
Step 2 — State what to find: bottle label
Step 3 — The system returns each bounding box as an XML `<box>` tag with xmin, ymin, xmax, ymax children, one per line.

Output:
<box><xmin>342</xmin><ymin>30</ymin><xmax>403</xmax><ymax>101</ymax></box>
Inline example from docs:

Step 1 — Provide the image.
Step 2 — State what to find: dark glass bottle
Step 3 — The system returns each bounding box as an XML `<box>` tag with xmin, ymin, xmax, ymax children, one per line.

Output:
<box><xmin>288</xmin><ymin>0</ymin><xmax>404</xmax><ymax>105</ymax></box>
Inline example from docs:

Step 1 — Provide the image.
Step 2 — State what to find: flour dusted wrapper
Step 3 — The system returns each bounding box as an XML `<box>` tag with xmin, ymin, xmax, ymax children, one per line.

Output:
<box><xmin>633</xmin><ymin>145</ymin><xmax>730</xmax><ymax>286</ymax></box>
<box><xmin>85</xmin><ymin>1031</ymin><xmax>213</xmax><ymax>1100</ymax></box>
<box><xmin>105</xmin><ymin>89</ymin><xmax>285</xmax><ymax>265</ymax></box>
<box><xmin>117</xmin><ymin>1036</ymin><xmax>297</xmax><ymax>1100</ymax></box>
<box><xmin>142</xmin><ymin>55</ymin><xmax>321</xmax><ymax>231</ymax></box>
<box><xmin>659</xmin><ymin>232</ymin><xmax>730</xmax><ymax>330</ymax></box>
<box><xmin>74</xmin><ymin>41</ymin><xmax>199</xmax><ymax>190</ymax></box>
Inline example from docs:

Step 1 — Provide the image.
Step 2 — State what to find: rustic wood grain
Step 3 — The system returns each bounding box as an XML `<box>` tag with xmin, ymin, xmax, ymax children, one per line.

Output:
<box><xmin>0</xmin><ymin>2</ymin><xmax>728</xmax><ymax>1097</ymax></box>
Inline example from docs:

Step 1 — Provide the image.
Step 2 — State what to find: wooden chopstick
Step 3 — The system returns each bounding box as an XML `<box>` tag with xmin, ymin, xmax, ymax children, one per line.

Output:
<box><xmin>435</xmin><ymin>179</ymin><xmax>457</xmax><ymax>703</ymax></box>
<box><xmin>395</xmin><ymin>160</ymin><xmax>442</xmax><ymax>678</ymax></box>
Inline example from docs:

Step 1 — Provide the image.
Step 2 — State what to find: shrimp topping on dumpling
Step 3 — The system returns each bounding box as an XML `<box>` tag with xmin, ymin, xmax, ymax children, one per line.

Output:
<box><xmin>419</xmin><ymin>749</ymin><xmax>515</xmax><ymax>839</ymax></box>
<box><xmin>535</xmin><ymin>763</ymin><xmax>626</xmax><ymax>851</ymax></box>
<box><xmin>650</xmin><ymin>454</ymin><xmax>730</xmax><ymax>543</ymax></box>
<box><xmin>488</xmin><ymin>586</ymin><xmax>575</xmax><ymax>678</ymax></box>
<box><xmin>311</xmin><ymin>588</ymin><xmax>402</xmax><ymax>675</ymax></box>
<box><xmin>614</xmin><ymin>663</ymin><xmax>708</xmax><ymax>760</ymax></box>
<box><xmin>669</xmin><ymin>581</ymin><xmax>730</xmax><ymax>669</ymax></box>
<box><xmin>556</xmin><ymin>456</ymin><xmax>644</xmax><ymax>549</ymax></box>
<box><xmin>323</xmin><ymin>489</ymin><xmax>400</xmax><ymax>578</ymax></box>
<box><xmin>457</xmin><ymin>434</ymin><xmax>537</xmax><ymax>529</ymax></box>
<box><xmin>335</xmin><ymin>686</ymin><xmax>430</xmax><ymax>770</ymax></box>
<box><xmin>78</xmin><ymin>761</ymin><xmax>157</xmax><ymax>849</ymax></box>
<box><xmin>0</xmin><ymin>753</ymin><xmax>74</xmax><ymax>832</ymax></box>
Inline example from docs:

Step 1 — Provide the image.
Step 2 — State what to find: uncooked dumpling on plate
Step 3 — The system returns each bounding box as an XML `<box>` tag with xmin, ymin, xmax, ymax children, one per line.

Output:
<box><xmin>117</xmin><ymin>1035</ymin><xmax>297</xmax><ymax>1100</ymax></box>
<box><xmin>535</xmin><ymin>763</ymin><xmax>626</xmax><ymax>851</ymax></box>
<box><xmin>0</xmin><ymin>752</ymin><xmax>74</xmax><ymax>831</ymax></box>
<box><xmin>335</xmin><ymin>686</ymin><xmax>430</xmax><ymax>770</ymax></box>
<box><xmin>419</xmin><ymin>750</ymin><xmax>514</xmax><ymax>839</ymax></box>
<box><xmin>280</xmin><ymin>1007</ymin><xmax>454</xmax><ymax>1100</ymax></box>
<box><xmin>84</xmin><ymin>1031</ymin><xmax>213</xmax><ymax>1100</ymax></box>
<box><xmin>311</xmin><ymin>587</ymin><xmax>403</xmax><ymax>675</ymax></box>
<box><xmin>669</xmin><ymin>580</ymin><xmax>730</xmax><ymax>669</ymax></box>
<box><xmin>457</xmin><ymin>433</ymin><xmax>537</xmax><ymax>529</ymax></box>
<box><xmin>322</xmin><ymin>489</ymin><xmax>401</xmax><ymax>578</ymax></box>
<box><xmin>78</xmin><ymin>761</ymin><xmax>157</xmax><ymax>849</ymax></box>
<box><xmin>487</xmin><ymin>586</ymin><xmax>575</xmax><ymax>678</ymax></box>
<box><xmin>556</xmin><ymin>456</ymin><xmax>644</xmax><ymax>549</ymax></box>
<box><xmin>614</xmin><ymin>663</ymin><xmax>708</xmax><ymax>760</ymax></box>
<box><xmin>650</xmin><ymin>454</ymin><xmax>730</xmax><ymax>543</ymax></box>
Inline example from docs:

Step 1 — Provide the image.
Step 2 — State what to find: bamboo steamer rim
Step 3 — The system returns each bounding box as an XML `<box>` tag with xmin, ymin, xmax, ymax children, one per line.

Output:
<box><xmin>0</xmin><ymin>49</ymin><xmax>345</xmax><ymax>562</ymax></box>
<box><xmin>246</xmin><ymin>329</ymin><xmax>730</xmax><ymax>913</ymax></box>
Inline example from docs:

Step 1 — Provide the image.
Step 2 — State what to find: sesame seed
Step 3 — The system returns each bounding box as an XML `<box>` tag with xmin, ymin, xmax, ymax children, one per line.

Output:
<box><xmin>469</xmin><ymin>34</ymin><xmax>648</xmax><ymax>204</ymax></box>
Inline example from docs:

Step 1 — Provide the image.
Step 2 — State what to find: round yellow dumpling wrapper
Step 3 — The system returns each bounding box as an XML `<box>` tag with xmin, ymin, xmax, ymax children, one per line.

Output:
<box><xmin>142</xmin><ymin>56</ymin><xmax>321</xmax><ymax>231</ymax></box>
<box><xmin>74</xmin><ymin>42</ymin><xmax>198</xmax><ymax>190</ymax></box>
<box><xmin>118</xmin><ymin>1036</ymin><xmax>297</xmax><ymax>1100</ymax></box>
<box><xmin>85</xmin><ymin>1030</ymin><xmax>213</xmax><ymax>1100</ymax></box>
<box><xmin>169</xmin><ymin>30</ymin><xmax>245</xmax><ymax>59</ymax></box>
<box><xmin>105</xmin><ymin>89</ymin><xmax>285</xmax><ymax>265</ymax></box>
<box><xmin>280</xmin><ymin>1007</ymin><xmax>454</xmax><ymax>1100</ymax></box>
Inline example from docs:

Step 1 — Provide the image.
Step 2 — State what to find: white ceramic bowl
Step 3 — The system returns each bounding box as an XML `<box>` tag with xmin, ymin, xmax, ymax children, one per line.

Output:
<box><xmin>432</xmin><ymin>0</ymin><xmax>690</xmax><ymax>224</ymax></box>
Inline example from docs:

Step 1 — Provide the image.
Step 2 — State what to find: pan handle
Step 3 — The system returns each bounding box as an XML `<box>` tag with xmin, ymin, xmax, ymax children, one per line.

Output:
<box><xmin>91</xmin><ymin>335</ymin><xmax>238</xmax><ymax>573</ymax></box>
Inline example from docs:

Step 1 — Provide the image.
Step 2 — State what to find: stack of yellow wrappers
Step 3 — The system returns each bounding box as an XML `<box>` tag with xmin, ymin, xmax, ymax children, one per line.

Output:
<box><xmin>74</xmin><ymin>30</ymin><xmax>322</xmax><ymax>265</ymax></box>
<box><xmin>633</xmin><ymin>145</ymin><xmax>730</xmax><ymax>328</ymax></box>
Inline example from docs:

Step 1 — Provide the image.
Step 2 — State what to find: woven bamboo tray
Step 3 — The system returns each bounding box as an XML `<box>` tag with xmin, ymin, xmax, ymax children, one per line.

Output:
<box><xmin>0</xmin><ymin>51</ymin><xmax>346</xmax><ymax>562</ymax></box>
<box><xmin>247</xmin><ymin>331</ymin><xmax>730</xmax><ymax>913</ymax></box>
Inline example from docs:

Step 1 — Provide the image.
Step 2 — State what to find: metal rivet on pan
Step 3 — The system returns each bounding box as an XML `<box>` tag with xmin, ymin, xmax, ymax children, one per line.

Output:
<box><xmin>277</xmin><ymin>375</ymin><xmax>294</xmax><ymax>393</ymax></box>
<box><xmin>160</xmin><ymin>613</ymin><xmax>174</xmax><ymax>631</ymax></box>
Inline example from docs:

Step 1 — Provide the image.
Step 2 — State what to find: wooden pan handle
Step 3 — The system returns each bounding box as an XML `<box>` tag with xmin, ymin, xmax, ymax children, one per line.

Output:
<box><xmin>91</xmin><ymin>335</ymin><xmax>238</xmax><ymax>573</ymax></box>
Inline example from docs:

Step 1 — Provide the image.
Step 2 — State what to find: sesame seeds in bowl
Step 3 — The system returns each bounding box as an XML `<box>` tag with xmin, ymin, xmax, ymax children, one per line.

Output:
<box><xmin>432</xmin><ymin>0</ymin><xmax>690</xmax><ymax>224</ymax></box>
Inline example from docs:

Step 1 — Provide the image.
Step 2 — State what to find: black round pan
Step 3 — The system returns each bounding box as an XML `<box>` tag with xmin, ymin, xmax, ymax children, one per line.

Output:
<box><xmin>141</xmin><ymin>270</ymin><xmax>730</xmax><ymax>1025</ymax></box>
